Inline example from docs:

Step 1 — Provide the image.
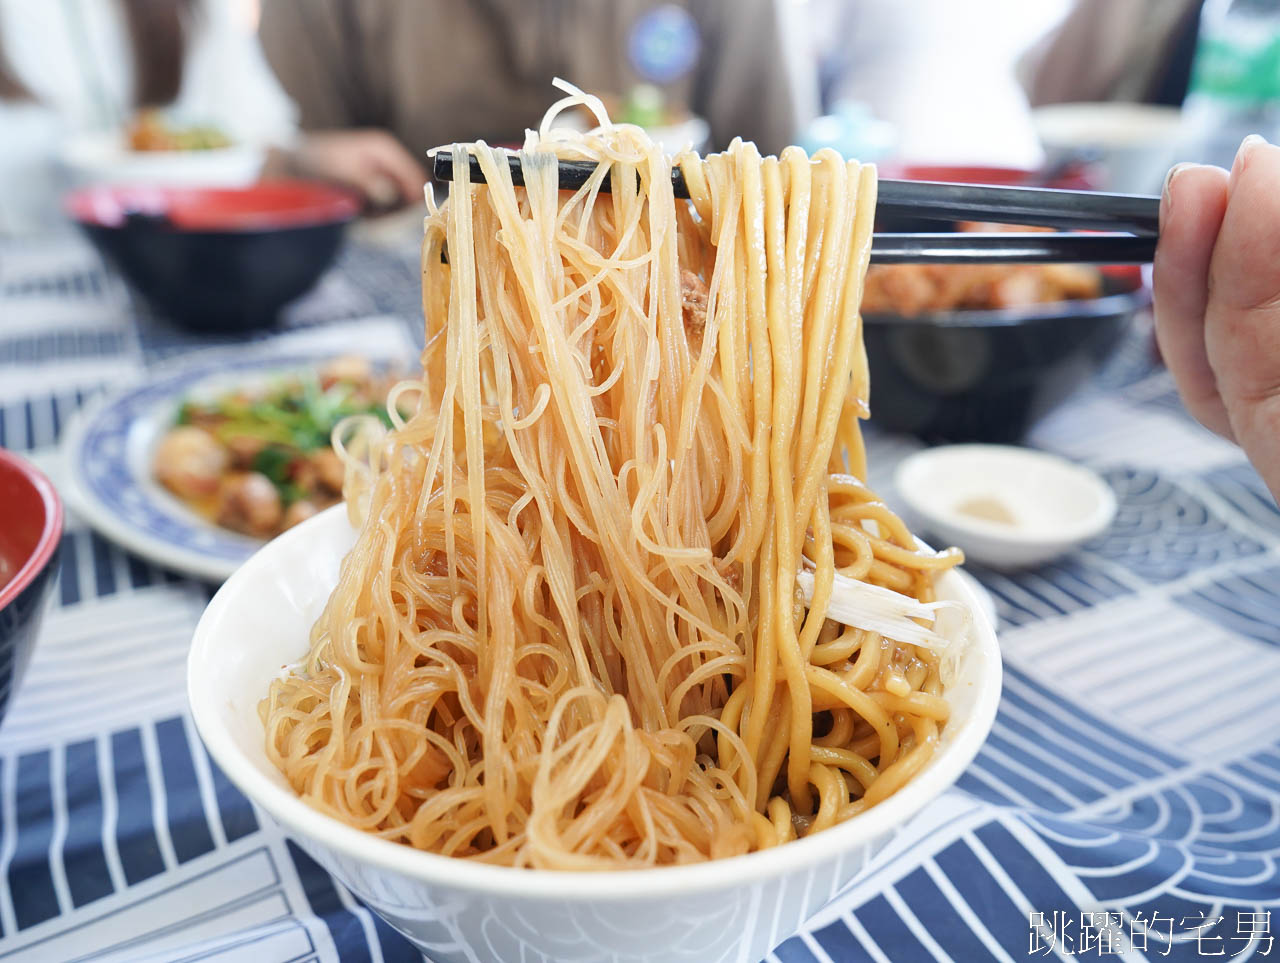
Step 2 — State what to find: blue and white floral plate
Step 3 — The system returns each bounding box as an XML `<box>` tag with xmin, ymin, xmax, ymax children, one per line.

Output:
<box><xmin>60</xmin><ymin>351</ymin><xmax>397</xmax><ymax>583</ymax></box>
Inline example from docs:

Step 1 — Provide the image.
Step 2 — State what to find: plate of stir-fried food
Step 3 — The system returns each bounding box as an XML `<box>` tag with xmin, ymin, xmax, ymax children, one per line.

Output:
<box><xmin>61</xmin><ymin>353</ymin><xmax>406</xmax><ymax>582</ymax></box>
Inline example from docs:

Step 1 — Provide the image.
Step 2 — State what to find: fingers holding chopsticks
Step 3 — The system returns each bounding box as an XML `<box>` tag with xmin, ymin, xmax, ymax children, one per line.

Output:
<box><xmin>1206</xmin><ymin>137</ymin><xmax>1280</xmax><ymax>499</ymax></box>
<box><xmin>1153</xmin><ymin>161</ymin><xmax>1232</xmax><ymax>439</ymax></box>
<box><xmin>1155</xmin><ymin>136</ymin><xmax>1280</xmax><ymax>501</ymax></box>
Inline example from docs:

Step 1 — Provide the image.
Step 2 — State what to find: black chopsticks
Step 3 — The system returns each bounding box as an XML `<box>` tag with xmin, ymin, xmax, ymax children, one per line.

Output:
<box><xmin>874</xmin><ymin>177</ymin><xmax>1157</xmax><ymax>235</ymax></box>
<box><xmin>432</xmin><ymin>151</ymin><xmax>1160</xmax><ymax>265</ymax></box>
<box><xmin>868</xmin><ymin>232</ymin><xmax>1154</xmax><ymax>265</ymax></box>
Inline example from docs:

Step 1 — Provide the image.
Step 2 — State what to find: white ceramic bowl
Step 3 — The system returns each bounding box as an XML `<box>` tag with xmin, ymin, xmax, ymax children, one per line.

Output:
<box><xmin>188</xmin><ymin>505</ymin><xmax>1001</xmax><ymax>963</ymax></box>
<box><xmin>61</xmin><ymin>131</ymin><xmax>264</xmax><ymax>188</ymax></box>
<box><xmin>895</xmin><ymin>444</ymin><xmax>1117</xmax><ymax>571</ymax></box>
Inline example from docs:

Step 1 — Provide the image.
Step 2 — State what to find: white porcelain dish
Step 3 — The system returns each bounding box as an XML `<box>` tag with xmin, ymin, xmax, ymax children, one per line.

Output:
<box><xmin>895</xmin><ymin>444</ymin><xmax>1117</xmax><ymax>570</ymax></box>
<box><xmin>188</xmin><ymin>505</ymin><xmax>1002</xmax><ymax>963</ymax></box>
<box><xmin>61</xmin><ymin>131</ymin><xmax>264</xmax><ymax>189</ymax></box>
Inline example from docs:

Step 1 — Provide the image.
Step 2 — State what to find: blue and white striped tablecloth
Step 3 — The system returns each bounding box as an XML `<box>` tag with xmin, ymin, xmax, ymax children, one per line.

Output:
<box><xmin>2</xmin><ymin>237</ymin><xmax>1279</xmax><ymax>962</ymax></box>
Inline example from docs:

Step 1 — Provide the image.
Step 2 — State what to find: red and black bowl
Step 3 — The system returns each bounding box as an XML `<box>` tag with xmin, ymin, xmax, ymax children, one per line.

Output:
<box><xmin>0</xmin><ymin>448</ymin><xmax>63</xmax><ymax>728</ymax></box>
<box><xmin>875</xmin><ymin>162</ymin><xmax>1100</xmax><ymax>231</ymax></box>
<box><xmin>67</xmin><ymin>180</ymin><xmax>361</xmax><ymax>333</ymax></box>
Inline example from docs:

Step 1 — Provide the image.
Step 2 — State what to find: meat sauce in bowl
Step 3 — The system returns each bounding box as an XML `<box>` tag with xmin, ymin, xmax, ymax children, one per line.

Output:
<box><xmin>861</xmin><ymin>224</ymin><xmax>1104</xmax><ymax>317</ymax></box>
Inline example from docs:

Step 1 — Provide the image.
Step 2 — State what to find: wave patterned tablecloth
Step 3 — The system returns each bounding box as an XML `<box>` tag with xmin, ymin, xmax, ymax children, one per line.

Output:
<box><xmin>2</xmin><ymin>239</ymin><xmax>1280</xmax><ymax>962</ymax></box>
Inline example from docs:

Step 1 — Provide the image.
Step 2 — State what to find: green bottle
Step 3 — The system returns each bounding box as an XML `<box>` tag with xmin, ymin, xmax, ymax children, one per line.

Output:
<box><xmin>1181</xmin><ymin>0</ymin><xmax>1280</xmax><ymax>168</ymax></box>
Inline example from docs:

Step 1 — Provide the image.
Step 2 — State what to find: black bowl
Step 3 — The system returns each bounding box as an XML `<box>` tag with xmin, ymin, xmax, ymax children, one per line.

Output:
<box><xmin>0</xmin><ymin>448</ymin><xmax>63</xmax><ymax>728</ymax></box>
<box><xmin>67</xmin><ymin>180</ymin><xmax>360</xmax><ymax>333</ymax></box>
<box><xmin>863</xmin><ymin>272</ymin><xmax>1149</xmax><ymax>444</ymax></box>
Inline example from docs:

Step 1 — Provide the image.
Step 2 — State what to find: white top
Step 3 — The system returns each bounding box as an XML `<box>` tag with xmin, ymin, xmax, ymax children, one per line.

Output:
<box><xmin>0</xmin><ymin>0</ymin><xmax>297</xmax><ymax>234</ymax></box>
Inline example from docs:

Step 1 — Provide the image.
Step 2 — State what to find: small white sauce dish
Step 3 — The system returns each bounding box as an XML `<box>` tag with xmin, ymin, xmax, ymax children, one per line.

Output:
<box><xmin>894</xmin><ymin>444</ymin><xmax>1117</xmax><ymax>570</ymax></box>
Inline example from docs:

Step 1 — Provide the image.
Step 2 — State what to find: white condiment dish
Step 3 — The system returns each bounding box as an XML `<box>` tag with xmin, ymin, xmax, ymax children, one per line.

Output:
<box><xmin>188</xmin><ymin>505</ymin><xmax>1002</xmax><ymax>963</ymax></box>
<box><xmin>894</xmin><ymin>444</ymin><xmax>1117</xmax><ymax>570</ymax></box>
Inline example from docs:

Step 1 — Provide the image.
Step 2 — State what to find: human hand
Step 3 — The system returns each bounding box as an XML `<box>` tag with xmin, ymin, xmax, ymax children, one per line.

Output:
<box><xmin>1154</xmin><ymin>136</ymin><xmax>1280</xmax><ymax>501</ymax></box>
<box><xmin>275</xmin><ymin>129</ymin><xmax>426</xmax><ymax>210</ymax></box>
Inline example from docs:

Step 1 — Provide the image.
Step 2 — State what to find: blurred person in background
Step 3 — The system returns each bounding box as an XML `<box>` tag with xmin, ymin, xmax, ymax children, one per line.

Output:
<box><xmin>1025</xmin><ymin>0</ymin><xmax>1280</xmax><ymax>173</ymax></box>
<box><xmin>0</xmin><ymin>0</ymin><xmax>294</xmax><ymax>234</ymax></box>
<box><xmin>258</xmin><ymin>0</ymin><xmax>811</xmax><ymax>209</ymax></box>
<box><xmin>804</xmin><ymin>0</ymin><xmax>1069</xmax><ymax>169</ymax></box>
<box><xmin>1022</xmin><ymin>0</ymin><xmax>1205</xmax><ymax>108</ymax></box>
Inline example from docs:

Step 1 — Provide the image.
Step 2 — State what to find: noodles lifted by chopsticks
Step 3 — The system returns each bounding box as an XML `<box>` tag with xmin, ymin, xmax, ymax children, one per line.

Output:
<box><xmin>262</xmin><ymin>84</ymin><xmax>964</xmax><ymax>869</ymax></box>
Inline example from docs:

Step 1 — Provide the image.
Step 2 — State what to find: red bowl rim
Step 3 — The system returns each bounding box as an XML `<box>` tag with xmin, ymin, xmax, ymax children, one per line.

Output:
<box><xmin>878</xmin><ymin>162</ymin><xmax>1099</xmax><ymax>191</ymax></box>
<box><xmin>0</xmin><ymin>449</ymin><xmax>64</xmax><ymax>612</ymax></box>
<box><xmin>64</xmin><ymin>179</ymin><xmax>362</xmax><ymax>233</ymax></box>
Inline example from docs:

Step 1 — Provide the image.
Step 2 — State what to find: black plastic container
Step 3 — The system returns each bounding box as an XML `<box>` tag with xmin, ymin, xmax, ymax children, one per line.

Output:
<box><xmin>863</xmin><ymin>273</ymin><xmax>1149</xmax><ymax>444</ymax></box>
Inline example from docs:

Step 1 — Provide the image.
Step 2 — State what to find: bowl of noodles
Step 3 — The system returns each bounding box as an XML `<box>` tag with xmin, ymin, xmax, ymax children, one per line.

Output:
<box><xmin>191</xmin><ymin>506</ymin><xmax>998</xmax><ymax>962</ymax></box>
<box><xmin>188</xmin><ymin>86</ymin><xmax>1002</xmax><ymax>962</ymax></box>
